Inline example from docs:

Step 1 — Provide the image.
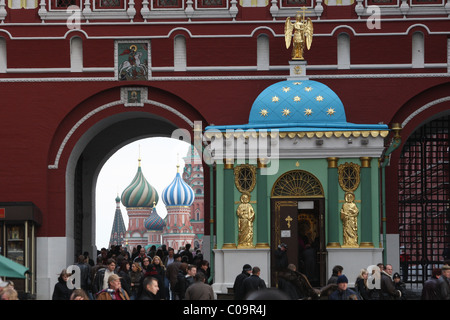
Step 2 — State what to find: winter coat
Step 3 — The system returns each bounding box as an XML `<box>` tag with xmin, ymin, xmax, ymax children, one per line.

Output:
<box><xmin>355</xmin><ymin>277</ymin><xmax>371</xmax><ymax>300</ymax></box>
<box><xmin>437</xmin><ymin>275</ymin><xmax>450</xmax><ymax>300</ymax></box>
<box><xmin>242</xmin><ymin>274</ymin><xmax>266</xmax><ymax>299</ymax></box>
<box><xmin>52</xmin><ymin>276</ymin><xmax>73</xmax><ymax>300</ymax></box>
<box><xmin>421</xmin><ymin>277</ymin><xmax>440</xmax><ymax>300</ymax></box>
<box><xmin>96</xmin><ymin>288</ymin><xmax>130</xmax><ymax>300</ymax></box>
<box><xmin>380</xmin><ymin>271</ymin><xmax>401</xmax><ymax>300</ymax></box>
<box><xmin>328</xmin><ymin>288</ymin><xmax>360</xmax><ymax>300</ymax></box>
<box><xmin>233</xmin><ymin>271</ymin><xmax>250</xmax><ymax>300</ymax></box>
<box><xmin>185</xmin><ymin>281</ymin><xmax>215</xmax><ymax>300</ymax></box>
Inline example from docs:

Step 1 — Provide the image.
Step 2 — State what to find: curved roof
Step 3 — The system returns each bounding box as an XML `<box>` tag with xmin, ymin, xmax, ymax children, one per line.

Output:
<box><xmin>121</xmin><ymin>161</ymin><xmax>159</xmax><ymax>208</ymax></box>
<box><xmin>249</xmin><ymin>80</ymin><xmax>346</xmax><ymax>126</ymax></box>
<box><xmin>162</xmin><ymin>167</ymin><xmax>195</xmax><ymax>207</ymax></box>
<box><xmin>144</xmin><ymin>207</ymin><xmax>166</xmax><ymax>231</ymax></box>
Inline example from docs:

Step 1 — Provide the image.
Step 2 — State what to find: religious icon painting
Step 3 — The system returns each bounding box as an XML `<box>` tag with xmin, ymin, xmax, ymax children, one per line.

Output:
<box><xmin>120</xmin><ymin>87</ymin><xmax>148</xmax><ymax>107</ymax></box>
<box><xmin>115</xmin><ymin>40</ymin><xmax>150</xmax><ymax>81</ymax></box>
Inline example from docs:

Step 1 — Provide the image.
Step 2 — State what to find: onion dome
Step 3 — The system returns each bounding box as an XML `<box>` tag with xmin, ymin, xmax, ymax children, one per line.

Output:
<box><xmin>144</xmin><ymin>205</ymin><xmax>166</xmax><ymax>231</ymax></box>
<box><xmin>121</xmin><ymin>159</ymin><xmax>159</xmax><ymax>208</ymax></box>
<box><xmin>248</xmin><ymin>80</ymin><xmax>347</xmax><ymax>126</ymax></box>
<box><xmin>162</xmin><ymin>165</ymin><xmax>195</xmax><ymax>207</ymax></box>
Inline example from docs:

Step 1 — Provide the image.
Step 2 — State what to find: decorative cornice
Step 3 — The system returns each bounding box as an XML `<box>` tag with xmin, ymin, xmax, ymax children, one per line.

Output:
<box><xmin>204</xmin><ymin>130</ymin><xmax>390</xmax><ymax>139</ymax></box>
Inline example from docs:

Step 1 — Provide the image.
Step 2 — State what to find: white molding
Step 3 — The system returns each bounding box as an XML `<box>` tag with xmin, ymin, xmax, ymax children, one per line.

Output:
<box><xmin>1</xmin><ymin>71</ymin><xmax>449</xmax><ymax>83</ymax></box>
<box><xmin>401</xmin><ymin>96</ymin><xmax>450</xmax><ymax>128</ymax></box>
<box><xmin>48</xmin><ymin>95</ymin><xmax>194</xmax><ymax>169</ymax></box>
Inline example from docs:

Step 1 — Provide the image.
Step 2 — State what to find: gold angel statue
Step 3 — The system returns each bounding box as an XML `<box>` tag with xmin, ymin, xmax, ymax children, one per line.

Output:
<box><xmin>285</xmin><ymin>10</ymin><xmax>313</xmax><ymax>60</ymax></box>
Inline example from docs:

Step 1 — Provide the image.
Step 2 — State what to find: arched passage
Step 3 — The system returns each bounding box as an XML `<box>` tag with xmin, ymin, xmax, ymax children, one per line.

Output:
<box><xmin>39</xmin><ymin>85</ymin><xmax>209</xmax><ymax>299</ymax></box>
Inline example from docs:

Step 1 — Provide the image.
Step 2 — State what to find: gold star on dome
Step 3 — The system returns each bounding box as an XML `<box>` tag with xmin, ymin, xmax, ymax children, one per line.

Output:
<box><xmin>304</xmin><ymin>108</ymin><xmax>313</xmax><ymax>116</ymax></box>
<box><xmin>327</xmin><ymin>108</ymin><xmax>336</xmax><ymax>116</ymax></box>
<box><xmin>316</xmin><ymin>95</ymin><xmax>324</xmax><ymax>102</ymax></box>
<box><xmin>282</xmin><ymin>108</ymin><xmax>291</xmax><ymax>116</ymax></box>
<box><xmin>293</xmin><ymin>96</ymin><xmax>301</xmax><ymax>102</ymax></box>
<box><xmin>282</xmin><ymin>87</ymin><xmax>291</xmax><ymax>93</ymax></box>
<box><xmin>260</xmin><ymin>109</ymin><xmax>269</xmax><ymax>117</ymax></box>
<box><xmin>272</xmin><ymin>96</ymin><xmax>279</xmax><ymax>102</ymax></box>
<box><xmin>293</xmin><ymin>82</ymin><xmax>302</xmax><ymax>85</ymax></box>
<box><xmin>304</xmin><ymin>87</ymin><xmax>313</xmax><ymax>92</ymax></box>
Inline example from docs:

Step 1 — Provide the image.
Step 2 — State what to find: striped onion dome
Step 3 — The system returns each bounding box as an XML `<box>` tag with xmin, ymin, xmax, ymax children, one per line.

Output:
<box><xmin>121</xmin><ymin>160</ymin><xmax>159</xmax><ymax>208</ymax></box>
<box><xmin>144</xmin><ymin>206</ymin><xmax>166</xmax><ymax>231</ymax></box>
<box><xmin>162</xmin><ymin>165</ymin><xmax>195</xmax><ymax>207</ymax></box>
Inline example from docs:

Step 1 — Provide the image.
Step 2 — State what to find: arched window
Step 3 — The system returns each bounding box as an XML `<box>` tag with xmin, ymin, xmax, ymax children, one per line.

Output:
<box><xmin>337</xmin><ymin>33</ymin><xmax>350</xmax><ymax>70</ymax></box>
<box><xmin>257</xmin><ymin>34</ymin><xmax>270</xmax><ymax>71</ymax></box>
<box><xmin>174</xmin><ymin>35</ymin><xmax>187</xmax><ymax>71</ymax></box>
<box><xmin>412</xmin><ymin>31</ymin><xmax>424</xmax><ymax>68</ymax></box>
<box><xmin>0</xmin><ymin>37</ymin><xmax>6</xmax><ymax>73</ymax></box>
<box><xmin>271</xmin><ymin>170</ymin><xmax>324</xmax><ymax>198</ymax></box>
<box><xmin>70</xmin><ymin>36</ymin><xmax>83</xmax><ymax>72</ymax></box>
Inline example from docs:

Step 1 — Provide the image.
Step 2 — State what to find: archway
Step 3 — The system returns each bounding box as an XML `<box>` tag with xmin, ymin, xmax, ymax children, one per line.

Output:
<box><xmin>397</xmin><ymin>114</ymin><xmax>449</xmax><ymax>287</ymax></box>
<box><xmin>270</xmin><ymin>170</ymin><xmax>326</xmax><ymax>287</ymax></box>
<box><xmin>40</xmin><ymin>85</ymin><xmax>209</xmax><ymax>299</ymax></box>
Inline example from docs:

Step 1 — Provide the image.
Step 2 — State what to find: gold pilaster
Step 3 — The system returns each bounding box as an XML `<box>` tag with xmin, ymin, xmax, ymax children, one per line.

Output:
<box><xmin>224</xmin><ymin>159</ymin><xmax>234</xmax><ymax>169</ymax></box>
<box><xmin>360</xmin><ymin>157</ymin><xmax>371</xmax><ymax>168</ymax></box>
<box><xmin>327</xmin><ymin>157</ymin><xmax>339</xmax><ymax>168</ymax></box>
<box><xmin>327</xmin><ymin>242</ymin><xmax>341</xmax><ymax>248</ymax></box>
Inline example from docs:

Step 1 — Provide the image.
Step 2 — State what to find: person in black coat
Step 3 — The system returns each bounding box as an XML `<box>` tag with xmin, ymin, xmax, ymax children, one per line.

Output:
<box><xmin>138</xmin><ymin>276</ymin><xmax>159</xmax><ymax>300</ymax></box>
<box><xmin>52</xmin><ymin>269</ymin><xmax>73</xmax><ymax>300</ymax></box>
<box><xmin>274</xmin><ymin>244</ymin><xmax>288</xmax><ymax>272</ymax></box>
<box><xmin>233</xmin><ymin>264</ymin><xmax>252</xmax><ymax>300</ymax></box>
<box><xmin>242</xmin><ymin>266</ymin><xmax>266</xmax><ymax>299</ymax></box>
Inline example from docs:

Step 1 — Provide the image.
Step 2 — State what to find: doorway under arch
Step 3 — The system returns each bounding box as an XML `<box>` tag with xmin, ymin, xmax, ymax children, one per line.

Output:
<box><xmin>270</xmin><ymin>170</ymin><xmax>326</xmax><ymax>287</ymax></box>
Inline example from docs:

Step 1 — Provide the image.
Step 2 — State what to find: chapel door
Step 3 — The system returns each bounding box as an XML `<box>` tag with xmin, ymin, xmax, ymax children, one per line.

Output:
<box><xmin>271</xmin><ymin>200</ymin><xmax>298</xmax><ymax>286</ymax></box>
<box><xmin>270</xmin><ymin>170</ymin><xmax>326</xmax><ymax>288</ymax></box>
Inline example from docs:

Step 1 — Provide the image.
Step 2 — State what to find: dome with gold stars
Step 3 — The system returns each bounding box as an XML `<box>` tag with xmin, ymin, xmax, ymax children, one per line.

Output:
<box><xmin>248</xmin><ymin>80</ymin><xmax>346</xmax><ymax>126</ymax></box>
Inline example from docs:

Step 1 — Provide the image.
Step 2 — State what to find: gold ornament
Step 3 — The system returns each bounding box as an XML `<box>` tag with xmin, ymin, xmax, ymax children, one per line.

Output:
<box><xmin>284</xmin><ymin>8</ymin><xmax>314</xmax><ymax>60</ymax></box>
<box><xmin>237</xmin><ymin>193</ymin><xmax>255</xmax><ymax>248</ymax></box>
<box><xmin>340</xmin><ymin>192</ymin><xmax>359</xmax><ymax>248</ymax></box>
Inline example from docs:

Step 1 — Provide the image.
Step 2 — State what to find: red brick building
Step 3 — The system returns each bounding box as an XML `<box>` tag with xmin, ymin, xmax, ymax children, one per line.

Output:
<box><xmin>0</xmin><ymin>1</ymin><xmax>448</xmax><ymax>299</ymax></box>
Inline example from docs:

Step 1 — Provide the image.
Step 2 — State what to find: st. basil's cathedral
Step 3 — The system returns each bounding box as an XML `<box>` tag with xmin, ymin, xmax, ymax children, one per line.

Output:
<box><xmin>108</xmin><ymin>147</ymin><xmax>204</xmax><ymax>252</ymax></box>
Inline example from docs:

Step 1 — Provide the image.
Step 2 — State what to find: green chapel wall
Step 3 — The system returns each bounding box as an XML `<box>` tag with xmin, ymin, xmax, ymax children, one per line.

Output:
<box><xmin>214</xmin><ymin>156</ymin><xmax>382</xmax><ymax>249</ymax></box>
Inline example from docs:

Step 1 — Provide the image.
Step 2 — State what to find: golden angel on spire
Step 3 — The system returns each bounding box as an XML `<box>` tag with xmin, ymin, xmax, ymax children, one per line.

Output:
<box><xmin>285</xmin><ymin>8</ymin><xmax>314</xmax><ymax>60</ymax></box>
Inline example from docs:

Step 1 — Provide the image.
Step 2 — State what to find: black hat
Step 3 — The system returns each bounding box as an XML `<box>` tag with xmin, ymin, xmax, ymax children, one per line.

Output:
<box><xmin>337</xmin><ymin>275</ymin><xmax>348</xmax><ymax>284</ymax></box>
<box><xmin>243</xmin><ymin>264</ymin><xmax>252</xmax><ymax>272</ymax></box>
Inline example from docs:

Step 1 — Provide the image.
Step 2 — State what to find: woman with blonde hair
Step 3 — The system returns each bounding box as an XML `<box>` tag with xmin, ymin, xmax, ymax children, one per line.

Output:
<box><xmin>355</xmin><ymin>268</ymin><xmax>371</xmax><ymax>300</ymax></box>
<box><xmin>146</xmin><ymin>254</ymin><xmax>166</xmax><ymax>299</ymax></box>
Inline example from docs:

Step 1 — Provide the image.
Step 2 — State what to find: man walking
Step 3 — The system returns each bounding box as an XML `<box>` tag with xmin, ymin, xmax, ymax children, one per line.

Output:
<box><xmin>242</xmin><ymin>266</ymin><xmax>266</xmax><ymax>299</ymax></box>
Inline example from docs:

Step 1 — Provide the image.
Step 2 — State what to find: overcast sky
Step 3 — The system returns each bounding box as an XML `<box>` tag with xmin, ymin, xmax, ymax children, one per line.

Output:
<box><xmin>95</xmin><ymin>137</ymin><xmax>191</xmax><ymax>249</ymax></box>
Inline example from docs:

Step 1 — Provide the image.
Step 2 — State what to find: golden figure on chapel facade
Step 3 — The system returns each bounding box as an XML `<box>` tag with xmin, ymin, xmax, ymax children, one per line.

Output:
<box><xmin>340</xmin><ymin>192</ymin><xmax>359</xmax><ymax>248</ymax></box>
<box><xmin>236</xmin><ymin>193</ymin><xmax>255</xmax><ymax>248</ymax></box>
<box><xmin>284</xmin><ymin>8</ymin><xmax>314</xmax><ymax>60</ymax></box>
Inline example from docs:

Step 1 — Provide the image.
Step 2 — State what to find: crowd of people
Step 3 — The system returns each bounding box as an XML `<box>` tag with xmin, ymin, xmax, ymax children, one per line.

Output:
<box><xmin>270</xmin><ymin>243</ymin><xmax>450</xmax><ymax>300</ymax></box>
<box><xmin>2</xmin><ymin>241</ymin><xmax>449</xmax><ymax>301</ymax></box>
<box><xmin>51</xmin><ymin>243</ymin><xmax>213</xmax><ymax>300</ymax></box>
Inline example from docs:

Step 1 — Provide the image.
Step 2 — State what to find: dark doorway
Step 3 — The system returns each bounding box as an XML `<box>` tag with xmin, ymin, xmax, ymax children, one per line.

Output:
<box><xmin>271</xmin><ymin>198</ymin><xmax>326</xmax><ymax>288</ymax></box>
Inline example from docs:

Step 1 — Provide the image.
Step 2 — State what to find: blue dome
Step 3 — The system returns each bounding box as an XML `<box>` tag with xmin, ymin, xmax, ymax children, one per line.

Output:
<box><xmin>248</xmin><ymin>80</ymin><xmax>346</xmax><ymax>126</ymax></box>
<box><xmin>162</xmin><ymin>169</ymin><xmax>195</xmax><ymax>207</ymax></box>
<box><xmin>144</xmin><ymin>207</ymin><xmax>165</xmax><ymax>231</ymax></box>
